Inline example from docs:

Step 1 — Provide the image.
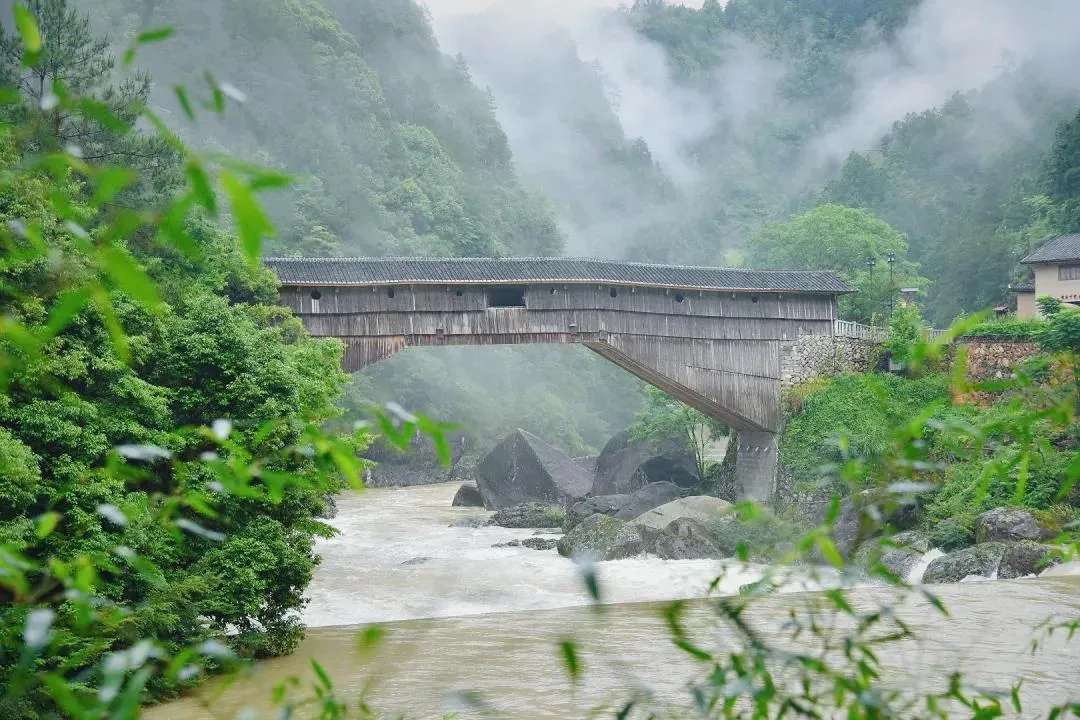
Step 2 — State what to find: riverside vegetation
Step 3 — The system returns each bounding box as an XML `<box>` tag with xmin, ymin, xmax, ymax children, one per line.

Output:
<box><xmin>0</xmin><ymin>0</ymin><xmax>1080</xmax><ymax>719</ymax></box>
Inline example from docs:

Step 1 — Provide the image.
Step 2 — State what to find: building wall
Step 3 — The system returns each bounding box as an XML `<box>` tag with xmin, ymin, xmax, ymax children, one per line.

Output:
<box><xmin>1016</xmin><ymin>291</ymin><xmax>1037</xmax><ymax>319</ymax></box>
<box><xmin>1033</xmin><ymin>263</ymin><xmax>1080</xmax><ymax>308</ymax></box>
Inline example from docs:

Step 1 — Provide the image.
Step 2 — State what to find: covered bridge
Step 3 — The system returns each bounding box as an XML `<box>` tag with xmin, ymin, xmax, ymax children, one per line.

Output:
<box><xmin>266</xmin><ymin>257</ymin><xmax>855</xmax><ymax>500</ymax></box>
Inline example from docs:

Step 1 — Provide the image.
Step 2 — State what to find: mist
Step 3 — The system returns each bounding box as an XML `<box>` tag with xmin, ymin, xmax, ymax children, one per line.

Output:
<box><xmin>425</xmin><ymin>0</ymin><xmax>1080</xmax><ymax>263</ymax></box>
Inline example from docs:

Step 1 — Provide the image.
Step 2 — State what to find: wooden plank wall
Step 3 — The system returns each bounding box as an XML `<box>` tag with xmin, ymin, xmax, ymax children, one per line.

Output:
<box><xmin>280</xmin><ymin>282</ymin><xmax>839</xmax><ymax>433</ymax></box>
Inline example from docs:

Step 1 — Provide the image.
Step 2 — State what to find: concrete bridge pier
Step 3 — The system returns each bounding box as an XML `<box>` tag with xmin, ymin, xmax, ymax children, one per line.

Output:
<box><xmin>734</xmin><ymin>430</ymin><xmax>779</xmax><ymax>502</ymax></box>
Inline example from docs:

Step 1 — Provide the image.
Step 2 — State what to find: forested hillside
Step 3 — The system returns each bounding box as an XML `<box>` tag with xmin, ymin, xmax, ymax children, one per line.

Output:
<box><xmin>442</xmin><ymin>0</ymin><xmax>1080</xmax><ymax>324</ymax></box>
<box><xmin>77</xmin><ymin>0</ymin><xmax>1080</xmax><ymax>445</ymax></box>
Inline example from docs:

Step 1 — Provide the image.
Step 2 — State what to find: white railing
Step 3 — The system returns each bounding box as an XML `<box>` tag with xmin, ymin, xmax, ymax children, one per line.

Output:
<box><xmin>834</xmin><ymin>320</ymin><xmax>950</xmax><ymax>343</ymax></box>
<box><xmin>834</xmin><ymin>320</ymin><xmax>889</xmax><ymax>342</ymax></box>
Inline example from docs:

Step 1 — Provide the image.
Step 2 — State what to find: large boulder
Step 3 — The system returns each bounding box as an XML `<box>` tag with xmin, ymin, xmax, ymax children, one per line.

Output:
<box><xmin>652</xmin><ymin>518</ymin><xmax>723</xmax><ymax>560</ymax></box>
<box><xmin>922</xmin><ymin>542</ymin><xmax>1008</xmax><ymax>583</ymax></box>
<box><xmin>592</xmin><ymin>430</ymin><xmax>698</xmax><ymax>495</ymax></box>
<box><xmin>556</xmin><ymin>514</ymin><xmax>650</xmax><ymax>562</ymax></box>
<box><xmin>564</xmin><ymin>482</ymin><xmax>683</xmax><ymax>531</ymax></box>
<box><xmin>475</xmin><ymin>430</ymin><xmax>591</xmax><ymax>509</ymax></box>
<box><xmin>489</xmin><ymin>502</ymin><xmax>567</xmax><ymax>529</ymax></box>
<box><xmin>975</xmin><ymin>507</ymin><xmax>1050</xmax><ymax>544</ymax></box>
<box><xmin>631</xmin><ymin>496</ymin><xmax>733</xmax><ymax>531</ymax></box>
<box><xmin>855</xmin><ymin>531</ymin><xmax>931</xmax><ymax>579</ymax></box>
<box><xmin>998</xmin><ymin>541</ymin><xmax>1062</xmax><ymax>579</ymax></box>
<box><xmin>710</xmin><ymin>511</ymin><xmax>798</xmax><ymax>562</ymax></box>
<box><xmin>451</xmin><ymin>483</ymin><xmax>485</xmax><ymax>507</ymax></box>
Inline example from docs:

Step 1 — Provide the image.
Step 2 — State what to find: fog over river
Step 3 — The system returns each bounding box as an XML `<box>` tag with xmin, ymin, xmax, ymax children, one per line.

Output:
<box><xmin>154</xmin><ymin>483</ymin><xmax>1080</xmax><ymax>719</ymax></box>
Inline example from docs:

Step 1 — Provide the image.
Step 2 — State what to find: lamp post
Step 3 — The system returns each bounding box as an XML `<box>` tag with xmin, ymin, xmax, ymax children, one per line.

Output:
<box><xmin>886</xmin><ymin>253</ymin><xmax>897</xmax><ymax>314</ymax></box>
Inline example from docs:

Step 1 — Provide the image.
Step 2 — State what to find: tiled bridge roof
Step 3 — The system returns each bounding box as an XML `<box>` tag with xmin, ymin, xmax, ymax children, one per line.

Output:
<box><xmin>265</xmin><ymin>257</ymin><xmax>856</xmax><ymax>294</ymax></box>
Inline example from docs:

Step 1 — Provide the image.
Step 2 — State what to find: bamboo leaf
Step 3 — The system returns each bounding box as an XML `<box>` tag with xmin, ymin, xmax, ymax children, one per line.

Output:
<box><xmin>558</xmin><ymin>639</ymin><xmax>581</xmax><ymax>683</ymax></box>
<box><xmin>100</xmin><ymin>246</ymin><xmax>160</xmax><ymax>307</ymax></box>
<box><xmin>185</xmin><ymin>161</ymin><xmax>216</xmax><ymax>213</ymax></box>
<box><xmin>42</xmin><ymin>288</ymin><xmax>90</xmax><ymax>340</ymax></box>
<box><xmin>221</xmin><ymin>171</ymin><xmax>273</xmax><ymax>263</ymax></box>
<box><xmin>13</xmin><ymin>3</ymin><xmax>41</xmax><ymax>55</ymax></box>
<box><xmin>35</xmin><ymin>512</ymin><xmax>60</xmax><ymax>539</ymax></box>
<box><xmin>816</xmin><ymin>535</ymin><xmax>844</xmax><ymax>569</ymax></box>
<box><xmin>136</xmin><ymin>27</ymin><xmax>174</xmax><ymax>44</ymax></box>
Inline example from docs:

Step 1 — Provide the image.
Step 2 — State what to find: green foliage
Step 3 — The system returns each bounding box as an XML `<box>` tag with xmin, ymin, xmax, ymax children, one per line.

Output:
<box><xmin>1037</xmin><ymin>306</ymin><xmax>1080</xmax><ymax>355</ymax></box>
<box><xmin>628</xmin><ymin>385</ymin><xmax>728</xmax><ymax>482</ymax></box>
<box><xmin>927</xmin><ymin>518</ymin><xmax>974</xmax><ymax>552</ymax></box>
<box><xmin>961</xmin><ymin>317</ymin><xmax>1048</xmax><ymax>341</ymax></box>
<box><xmin>884</xmin><ymin>302</ymin><xmax>925</xmax><ymax>366</ymax></box>
<box><xmin>747</xmin><ymin>204</ymin><xmax>924</xmax><ymax>322</ymax></box>
<box><xmin>781</xmin><ymin>372</ymin><xmax>952</xmax><ymax>489</ymax></box>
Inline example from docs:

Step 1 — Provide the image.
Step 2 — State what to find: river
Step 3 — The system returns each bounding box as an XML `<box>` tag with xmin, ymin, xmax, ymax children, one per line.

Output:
<box><xmin>153</xmin><ymin>483</ymin><xmax>1080</xmax><ymax>719</ymax></box>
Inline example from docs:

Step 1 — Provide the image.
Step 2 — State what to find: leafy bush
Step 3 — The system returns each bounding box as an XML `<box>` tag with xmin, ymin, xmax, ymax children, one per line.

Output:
<box><xmin>961</xmin><ymin>317</ymin><xmax>1048</xmax><ymax>341</ymax></box>
<box><xmin>781</xmin><ymin>372</ymin><xmax>952</xmax><ymax>489</ymax></box>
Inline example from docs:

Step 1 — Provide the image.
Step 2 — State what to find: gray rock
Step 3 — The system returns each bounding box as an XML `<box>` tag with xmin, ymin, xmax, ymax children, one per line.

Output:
<box><xmin>449</xmin><ymin>516</ymin><xmax>488</xmax><ymax>528</ymax></box>
<box><xmin>475</xmin><ymin>430</ymin><xmax>591</xmax><ymax>509</ymax></box>
<box><xmin>923</xmin><ymin>543</ymin><xmax>1008</xmax><ymax>583</ymax></box>
<box><xmin>929</xmin><ymin>519</ymin><xmax>974</xmax><ymax>551</ymax></box>
<box><xmin>556</xmin><ymin>514</ymin><xmax>650</xmax><ymax>562</ymax></box>
<box><xmin>564</xmin><ymin>482</ymin><xmax>684</xmax><ymax>531</ymax></box>
<box><xmin>592</xmin><ymin>430</ymin><xmax>698</xmax><ymax>495</ymax></box>
<box><xmin>451</xmin><ymin>483</ymin><xmax>485</xmax><ymax>507</ymax></box>
<box><xmin>652</xmin><ymin>518</ymin><xmax>723</xmax><ymax>560</ymax></box>
<box><xmin>856</xmin><ymin>532</ymin><xmax>931</xmax><ymax>579</ymax></box>
<box><xmin>998</xmin><ymin>541</ymin><xmax>1062</xmax><ymax>579</ymax></box>
<box><xmin>532</xmin><ymin>528</ymin><xmax>563</xmax><ymax>535</ymax></box>
<box><xmin>631</xmin><ymin>496</ymin><xmax>733</xmax><ymax>531</ymax></box>
<box><xmin>521</xmin><ymin>537</ymin><xmax>558</xmax><ymax>551</ymax></box>
<box><xmin>320</xmin><ymin>494</ymin><xmax>338</xmax><ymax>519</ymax></box>
<box><xmin>489</xmin><ymin>502</ymin><xmax>567</xmax><ymax>529</ymax></box>
<box><xmin>564</xmin><ymin>493</ymin><xmax>633</xmax><ymax>531</ymax></box>
<box><xmin>975</xmin><ymin>508</ymin><xmax>1050</xmax><ymax>544</ymax></box>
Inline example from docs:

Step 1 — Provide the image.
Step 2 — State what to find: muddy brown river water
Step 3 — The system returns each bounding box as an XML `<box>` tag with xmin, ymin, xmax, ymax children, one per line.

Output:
<box><xmin>151</xmin><ymin>483</ymin><xmax>1080</xmax><ymax>719</ymax></box>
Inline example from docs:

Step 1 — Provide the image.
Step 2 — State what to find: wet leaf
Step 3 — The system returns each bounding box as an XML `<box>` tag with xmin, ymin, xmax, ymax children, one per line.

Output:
<box><xmin>13</xmin><ymin>3</ymin><xmax>41</xmax><ymax>55</ymax></box>
<box><xmin>100</xmin><ymin>246</ymin><xmax>160</xmax><ymax>306</ymax></box>
<box><xmin>136</xmin><ymin>27</ymin><xmax>174</xmax><ymax>44</ymax></box>
<box><xmin>35</xmin><ymin>512</ymin><xmax>60</xmax><ymax>539</ymax></box>
<box><xmin>558</xmin><ymin>639</ymin><xmax>581</xmax><ymax>682</ymax></box>
<box><xmin>115</xmin><ymin>444</ymin><xmax>172</xmax><ymax>461</ymax></box>
<box><xmin>311</xmin><ymin>658</ymin><xmax>333</xmax><ymax>690</ymax></box>
<box><xmin>175</xmin><ymin>518</ymin><xmax>225</xmax><ymax>542</ymax></box>
<box><xmin>42</xmin><ymin>287</ymin><xmax>90</xmax><ymax>339</ymax></box>
<box><xmin>174</xmin><ymin>85</ymin><xmax>195</xmax><ymax>122</ymax></box>
<box><xmin>815</xmin><ymin>535</ymin><xmax>844</xmax><ymax>569</ymax></box>
<box><xmin>186</xmin><ymin>161</ymin><xmax>217</xmax><ymax>213</ymax></box>
<box><xmin>97</xmin><ymin>504</ymin><xmax>128</xmax><ymax>527</ymax></box>
<box><xmin>23</xmin><ymin>608</ymin><xmax>54</xmax><ymax>648</ymax></box>
<box><xmin>212</xmin><ymin>418</ymin><xmax>233</xmax><ymax>441</ymax></box>
<box><xmin>221</xmin><ymin>171</ymin><xmax>273</xmax><ymax>262</ymax></box>
<box><xmin>91</xmin><ymin>166</ymin><xmax>137</xmax><ymax>206</ymax></box>
<box><xmin>921</xmin><ymin>589</ymin><xmax>949</xmax><ymax>617</ymax></box>
<box><xmin>356</xmin><ymin>624</ymin><xmax>385</xmax><ymax>652</ymax></box>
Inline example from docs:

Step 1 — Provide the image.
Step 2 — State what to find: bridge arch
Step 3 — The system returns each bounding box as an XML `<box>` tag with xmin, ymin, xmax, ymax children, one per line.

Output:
<box><xmin>267</xmin><ymin>257</ymin><xmax>855</xmax><ymax>501</ymax></box>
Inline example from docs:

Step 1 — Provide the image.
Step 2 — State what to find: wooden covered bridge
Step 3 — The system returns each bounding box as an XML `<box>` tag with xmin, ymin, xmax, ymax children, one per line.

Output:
<box><xmin>266</xmin><ymin>257</ymin><xmax>855</xmax><ymax>501</ymax></box>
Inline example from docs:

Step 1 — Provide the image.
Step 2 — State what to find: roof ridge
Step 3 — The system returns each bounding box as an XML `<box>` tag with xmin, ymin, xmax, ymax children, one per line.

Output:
<box><xmin>263</xmin><ymin>256</ymin><xmax>840</xmax><ymax>275</ymax></box>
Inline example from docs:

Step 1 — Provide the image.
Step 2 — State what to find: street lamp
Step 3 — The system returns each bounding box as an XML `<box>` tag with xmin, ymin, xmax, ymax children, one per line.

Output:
<box><xmin>866</xmin><ymin>257</ymin><xmax>876</xmax><ymax>281</ymax></box>
<box><xmin>886</xmin><ymin>253</ymin><xmax>897</xmax><ymax>313</ymax></box>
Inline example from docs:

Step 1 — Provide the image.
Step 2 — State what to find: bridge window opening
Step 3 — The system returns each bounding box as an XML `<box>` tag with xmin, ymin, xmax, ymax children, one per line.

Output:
<box><xmin>609</xmin><ymin>287</ymin><xmax>618</xmax><ymax>298</ymax></box>
<box><xmin>486</xmin><ymin>285</ymin><xmax>526</xmax><ymax>308</ymax></box>
<box><xmin>310</xmin><ymin>290</ymin><xmax>322</xmax><ymax>300</ymax></box>
<box><xmin>751</xmin><ymin>295</ymin><xmax>759</xmax><ymax>303</ymax></box>
<box><xmin>549</xmin><ymin>288</ymin><xmax>557</xmax><ymax>295</ymax></box>
<box><xmin>387</xmin><ymin>288</ymin><xmax>396</xmax><ymax>299</ymax></box>
<box><xmin>455</xmin><ymin>289</ymin><xmax>464</xmax><ymax>297</ymax></box>
<box><xmin>674</xmin><ymin>293</ymin><xmax>685</xmax><ymax>303</ymax></box>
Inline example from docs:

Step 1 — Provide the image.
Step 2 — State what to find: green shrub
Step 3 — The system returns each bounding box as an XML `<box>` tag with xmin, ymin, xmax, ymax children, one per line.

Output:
<box><xmin>961</xmin><ymin>317</ymin><xmax>1048</xmax><ymax>341</ymax></box>
<box><xmin>781</xmin><ymin>373</ymin><xmax>952</xmax><ymax>489</ymax></box>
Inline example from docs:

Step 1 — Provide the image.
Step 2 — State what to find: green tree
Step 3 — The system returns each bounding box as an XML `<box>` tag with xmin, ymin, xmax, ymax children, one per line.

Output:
<box><xmin>629</xmin><ymin>386</ymin><xmax>728</xmax><ymax>484</ymax></box>
<box><xmin>1046</xmin><ymin>109</ymin><xmax>1080</xmax><ymax>233</ymax></box>
<box><xmin>746</xmin><ymin>204</ymin><xmax>925</xmax><ymax>322</ymax></box>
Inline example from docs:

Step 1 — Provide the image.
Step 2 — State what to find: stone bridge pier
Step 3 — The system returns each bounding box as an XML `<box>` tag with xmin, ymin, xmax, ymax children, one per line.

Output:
<box><xmin>266</xmin><ymin>257</ymin><xmax>855</xmax><ymax>503</ymax></box>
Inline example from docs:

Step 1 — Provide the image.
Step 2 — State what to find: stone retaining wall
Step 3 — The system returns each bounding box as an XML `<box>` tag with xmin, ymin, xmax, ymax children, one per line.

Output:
<box><xmin>780</xmin><ymin>334</ymin><xmax>882</xmax><ymax>386</ymax></box>
<box><xmin>961</xmin><ymin>339</ymin><xmax>1040</xmax><ymax>383</ymax></box>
